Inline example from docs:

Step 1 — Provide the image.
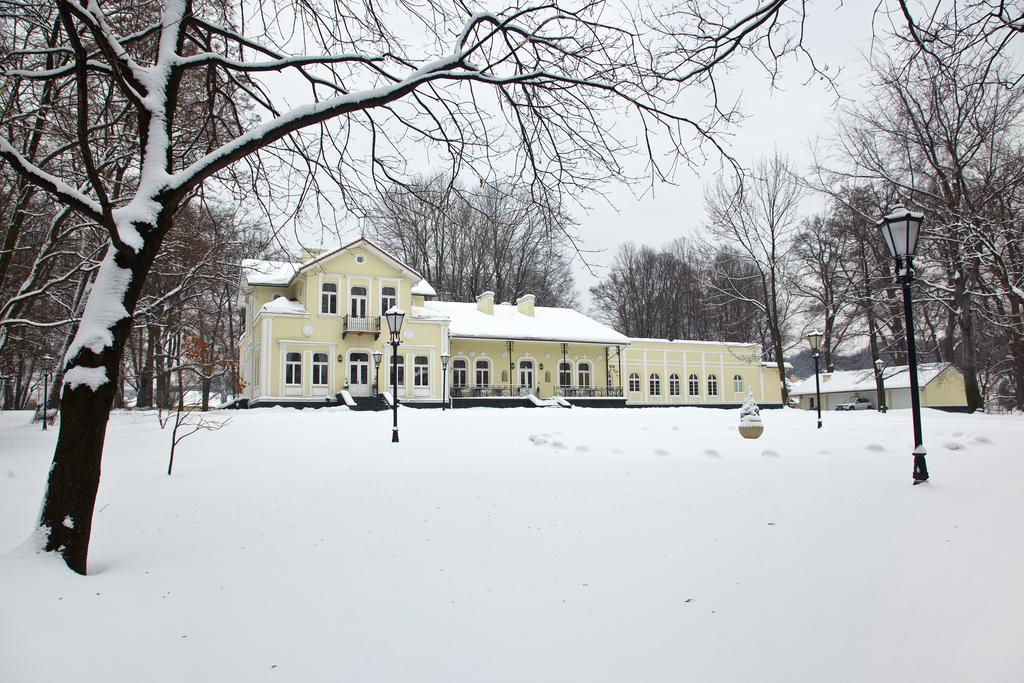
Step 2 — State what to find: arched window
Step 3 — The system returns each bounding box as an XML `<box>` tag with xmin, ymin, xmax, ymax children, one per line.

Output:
<box><xmin>285</xmin><ymin>352</ymin><xmax>302</xmax><ymax>385</ymax></box>
<box><xmin>312</xmin><ymin>353</ymin><xmax>329</xmax><ymax>386</ymax></box>
<box><xmin>414</xmin><ymin>356</ymin><xmax>429</xmax><ymax>387</ymax></box>
<box><xmin>558</xmin><ymin>361</ymin><xmax>572</xmax><ymax>388</ymax></box>
<box><xmin>688</xmin><ymin>373</ymin><xmax>700</xmax><ymax>396</ymax></box>
<box><xmin>669</xmin><ymin>373</ymin><xmax>680</xmax><ymax>396</ymax></box>
<box><xmin>321</xmin><ymin>282</ymin><xmax>338</xmax><ymax>315</ymax></box>
<box><xmin>577</xmin><ymin>361</ymin><xmax>592</xmax><ymax>387</ymax></box>
<box><xmin>628</xmin><ymin>372</ymin><xmax>641</xmax><ymax>392</ymax></box>
<box><xmin>381</xmin><ymin>285</ymin><xmax>397</xmax><ymax>314</ymax></box>
<box><xmin>389</xmin><ymin>354</ymin><xmax>405</xmax><ymax>386</ymax></box>
<box><xmin>707</xmin><ymin>374</ymin><xmax>718</xmax><ymax>397</ymax></box>
<box><xmin>475</xmin><ymin>359</ymin><xmax>490</xmax><ymax>387</ymax></box>
<box><xmin>350</xmin><ymin>285</ymin><xmax>367</xmax><ymax>318</ymax></box>
<box><xmin>733</xmin><ymin>374</ymin><xmax>743</xmax><ymax>393</ymax></box>
<box><xmin>649</xmin><ymin>373</ymin><xmax>661</xmax><ymax>396</ymax></box>
<box><xmin>452</xmin><ymin>359</ymin><xmax>468</xmax><ymax>387</ymax></box>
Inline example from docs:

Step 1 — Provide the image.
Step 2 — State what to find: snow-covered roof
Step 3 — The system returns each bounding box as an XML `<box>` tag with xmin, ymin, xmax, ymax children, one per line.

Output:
<box><xmin>630</xmin><ymin>337</ymin><xmax>759</xmax><ymax>348</ymax></box>
<box><xmin>241</xmin><ymin>238</ymin><xmax>435</xmax><ymax>295</ymax></box>
<box><xmin>242</xmin><ymin>259</ymin><xmax>299</xmax><ymax>286</ymax></box>
<box><xmin>789</xmin><ymin>362</ymin><xmax>953</xmax><ymax>396</ymax></box>
<box><xmin>424</xmin><ymin>301</ymin><xmax>628</xmax><ymax>345</ymax></box>
<box><xmin>260</xmin><ymin>297</ymin><xmax>309</xmax><ymax>316</ymax></box>
<box><xmin>411</xmin><ymin>279</ymin><xmax>436</xmax><ymax>297</ymax></box>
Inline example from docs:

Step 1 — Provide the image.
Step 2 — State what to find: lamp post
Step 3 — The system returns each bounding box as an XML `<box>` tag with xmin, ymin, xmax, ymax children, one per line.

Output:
<box><xmin>41</xmin><ymin>353</ymin><xmax>54</xmax><ymax>431</ymax></box>
<box><xmin>878</xmin><ymin>206</ymin><xmax>928</xmax><ymax>484</ymax></box>
<box><xmin>372</xmin><ymin>350</ymin><xmax>383</xmax><ymax>395</ymax></box>
<box><xmin>440</xmin><ymin>351</ymin><xmax>450</xmax><ymax>411</ymax></box>
<box><xmin>384</xmin><ymin>306</ymin><xmax>405</xmax><ymax>443</ymax></box>
<box><xmin>806</xmin><ymin>331</ymin><xmax>823</xmax><ymax>429</ymax></box>
<box><xmin>875</xmin><ymin>358</ymin><xmax>888</xmax><ymax>413</ymax></box>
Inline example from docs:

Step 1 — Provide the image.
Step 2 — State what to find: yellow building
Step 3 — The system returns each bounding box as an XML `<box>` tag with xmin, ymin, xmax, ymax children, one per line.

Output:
<box><xmin>789</xmin><ymin>363</ymin><xmax>968</xmax><ymax>412</ymax></box>
<box><xmin>237</xmin><ymin>237</ymin><xmax>783</xmax><ymax>409</ymax></box>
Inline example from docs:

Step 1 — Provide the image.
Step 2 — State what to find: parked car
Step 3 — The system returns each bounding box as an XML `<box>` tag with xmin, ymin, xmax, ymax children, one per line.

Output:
<box><xmin>836</xmin><ymin>397</ymin><xmax>873</xmax><ymax>411</ymax></box>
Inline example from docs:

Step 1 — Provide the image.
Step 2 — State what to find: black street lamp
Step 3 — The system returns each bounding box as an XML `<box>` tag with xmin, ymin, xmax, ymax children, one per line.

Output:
<box><xmin>41</xmin><ymin>353</ymin><xmax>54</xmax><ymax>431</ymax></box>
<box><xmin>878</xmin><ymin>205</ymin><xmax>928</xmax><ymax>484</ymax></box>
<box><xmin>372</xmin><ymin>350</ymin><xmax>383</xmax><ymax>395</ymax></box>
<box><xmin>806</xmin><ymin>331</ymin><xmax>823</xmax><ymax>429</ymax></box>
<box><xmin>440</xmin><ymin>351</ymin><xmax>450</xmax><ymax>411</ymax></box>
<box><xmin>384</xmin><ymin>306</ymin><xmax>405</xmax><ymax>443</ymax></box>
<box><xmin>875</xmin><ymin>358</ymin><xmax>888</xmax><ymax>413</ymax></box>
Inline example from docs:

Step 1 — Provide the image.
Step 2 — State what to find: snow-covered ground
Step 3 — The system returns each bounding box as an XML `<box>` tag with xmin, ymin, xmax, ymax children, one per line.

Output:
<box><xmin>2</xmin><ymin>406</ymin><xmax>1022</xmax><ymax>682</ymax></box>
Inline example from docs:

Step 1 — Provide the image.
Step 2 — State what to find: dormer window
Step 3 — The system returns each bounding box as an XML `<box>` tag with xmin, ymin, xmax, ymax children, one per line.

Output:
<box><xmin>321</xmin><ymin>282</ymin><xmax>338</xmax><ymax>315</ymax></box>
<box><xmin>381</xmin><ymin>285</ymin><xmax>396</xmax><ymax>314</ymax></box>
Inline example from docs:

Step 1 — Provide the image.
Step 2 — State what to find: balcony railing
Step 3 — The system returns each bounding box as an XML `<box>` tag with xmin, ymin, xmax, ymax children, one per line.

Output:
<box><xmin>450</xmin><ymin>384</ymin><xmax>533</xmax><ymax>398</ymax></box>
<box><xmin>555</xmin><ymin>385</ymin><xmax>624</xmax><ymax>398</ymax></box>
<box><xmin>342</xmin><ymin>315</ymin><xmax>380</xmax><ymax>339</ymax></box>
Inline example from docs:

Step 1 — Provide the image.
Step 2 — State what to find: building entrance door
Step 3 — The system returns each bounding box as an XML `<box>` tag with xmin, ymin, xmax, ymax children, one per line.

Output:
<box><xmin>518</xmin><ymin>359</ymin><xmax>535</xmax><ymax>395</ymax></box>
<box><xmin>349</xmin><ymin>352</ymin><xmax>371</xmax><ymax>396</ymax></box>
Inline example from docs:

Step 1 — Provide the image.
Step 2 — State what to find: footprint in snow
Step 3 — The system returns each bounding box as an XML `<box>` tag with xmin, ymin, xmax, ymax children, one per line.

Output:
<box><xmin>611</xmin><ymin>448</ymin><xmax>624</xmax><ymax>454</ymax></box>
<box><xmin>551</xmin><ymin>440</ymin><xmax>566</xmax><ymax>449</ymax></box>
<box><xmin>529</xmin><ymin>435</ymin><xmax>548</xmax><ymax>446</ymax></box>
<box><xmin>866</xmin><ymin>444</ymin><xmax>887</xmax><ymax>452</ymax></box>
<box><xmin>703</xmin><ymin>448</ymin><xmax>721</xmax><ymax>458</ymax></box>
<box><xmin>952</xmin><ymin>431</ymin><xmax>964</xmax><ymax>437</ymax></box>
<box><xmin>817</xmin><ymin>449</ymin><xmax>831</xmax><ymax>455</ymax></box>
<box><xmin>654</xmin><ymin>448</ymin><xmax>671</xmax><ymax>456</ymax></box>
<box><xmin>971</xmin><ymin>435</ymin><xmax>993</xmax><ymax>445</ymax></box>
<box><xmin>575</xmin><ymin>445</ymin><xmax>591</xmax><ymax>453</ymax></box>
<box><xmin>761</xmin><ymin>450</ymin><xmax>781</xmax><ymax>458</ymax></box>
<box><xmin>943</xmin><ymin>441</ymin><xmax>966</xmax><ymax>451</ymax></box>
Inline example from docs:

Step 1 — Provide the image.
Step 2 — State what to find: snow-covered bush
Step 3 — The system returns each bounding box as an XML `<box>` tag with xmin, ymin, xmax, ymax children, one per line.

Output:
<box><xmin>739</xmin><ymin>392</ymin><xmax>761</xmax><ymax>423</ymax></box>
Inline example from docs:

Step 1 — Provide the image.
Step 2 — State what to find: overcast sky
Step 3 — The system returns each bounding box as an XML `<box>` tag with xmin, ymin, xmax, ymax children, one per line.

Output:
<box><xmin>568</xmin><ymin>0</ymin><xmax>883</xmax><ymax>307</ymax></box>
<box><xmin>271</xmin><ymin>1</ymin><xmax>897</xmax><ymax>306</ymax></box>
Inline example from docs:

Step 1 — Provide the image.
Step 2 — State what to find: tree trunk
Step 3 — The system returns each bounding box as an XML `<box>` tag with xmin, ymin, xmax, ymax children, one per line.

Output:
<box><xmin>136</xmin><ymin>324</ymin><xmax>156</xmax><ymax>408</ymax></box>
<box><xmin>201</xmin><ymin>376</ymin><xmax>210</xmax><ymax>412</ymax></box>
<box><xmin>39</xmin><ymin>226</ymin><xmax>166</xmax><ymax>575</ymax></box>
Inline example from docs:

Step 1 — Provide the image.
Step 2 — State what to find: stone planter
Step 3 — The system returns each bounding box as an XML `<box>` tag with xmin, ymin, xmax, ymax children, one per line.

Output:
<box><xmin>738</xmin><ymin>421</ymin><xmax>764</xmax><ymax>439</ymax></box>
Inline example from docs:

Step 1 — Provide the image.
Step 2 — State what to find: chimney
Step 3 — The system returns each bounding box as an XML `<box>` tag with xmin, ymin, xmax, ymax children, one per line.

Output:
<box><xmin>476</xmin><ymin>291</ymin><xmax>495</xmax><ymax>315</ymax></box>
<box><xmin>516</xmin><ymin>294</ymin><xmax>535</xmax><ymax>316</ymax></box>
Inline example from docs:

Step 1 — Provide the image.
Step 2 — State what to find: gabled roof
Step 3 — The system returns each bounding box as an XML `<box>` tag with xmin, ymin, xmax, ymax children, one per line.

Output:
<box><xmin>789</xmin><ymin>362</ymin><xmax>954</xmax><ymax>396</ymax></box>
<box><xmin>424</xmin><ymin>300</ymin><xmax>628</xmax><ymax>345</ymax></box>
<box><xmin>241</xmin><ymin>237</ymin><xmax>429</xmax><ymax>288</ymax></box>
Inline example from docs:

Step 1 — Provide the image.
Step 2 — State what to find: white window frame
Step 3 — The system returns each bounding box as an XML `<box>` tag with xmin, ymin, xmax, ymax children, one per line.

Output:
<box><xmin>321</xmin><ymin>281</ymin><xmax>338</xmax><ymax>315</ymax></box>
<box><xmin>628</xmin><ymin>372</ymin><xmax>641</xmax><ymax>393</ymax></box>
<box><xmin>688</xmin><ymin>373</ymin><xmax>700</xmax><ymax>397</ymax></box>
<box><xmin>669</xmin><ymin>373</ymin><xmax>680</xmax><ymax>396</ymax></box>
<box><xmin>452</xmin><ymin>358</ymin><xmax>468</xmax><ymax>388</ymax></box>
<box><xmin>312</xmin><ymin>352</ymin><xmax>330</xmax><ymax>386</ymax></box>
<box><xmin>414</xmin><ymin>355</ymin><xmax>430</xmax><ymax>387</ymax></box>
<box><xmin>733</xmin><ymin>374</ymin><xmax>743</xmax><ymax>393</ymax></box>
<box><xmin>577</xmin><ymin>361</ymin><xmax>591</xmax><ymax>388</ymax></box>
<box><xmin>707</xmin><ymin>374</ymin><xmax>718</xmax><ymax>397</ymax></box>
<box><xmin>350</xmin><ymin>285</ymin><xmax>368</xmax><ymax>318</ymax></box>
<box><xmin>558</xmin><ymin>361</ymin><xmax>572</xmax><ymax>388</ymax></box>
<box><xmin>475</xmin><ymin>359</ymin><xmax>490</xmax><ymax>387</ymax></box>
<box><xmin>381</xmin><ymin>285</ymin><xmax>397</xmax><ymax>316</ymax></box>
<box><xmin>649</xmin><ymin>373</ymin><xmax>661</xmax><ymax>396</ymax></box>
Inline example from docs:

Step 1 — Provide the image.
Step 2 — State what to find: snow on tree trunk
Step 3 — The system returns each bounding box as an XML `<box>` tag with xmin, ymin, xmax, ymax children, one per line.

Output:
<box><xmin>39</xmin><ymin>226</ymin><xmax>165</xmax><ymax>574</ymax></box>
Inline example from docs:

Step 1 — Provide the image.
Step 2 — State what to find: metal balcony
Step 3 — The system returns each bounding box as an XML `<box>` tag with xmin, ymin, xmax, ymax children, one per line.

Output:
<box><xmin>342</xmin><ymin>315</ymin><xmax>380</xmax><ymax>339</ymax></box>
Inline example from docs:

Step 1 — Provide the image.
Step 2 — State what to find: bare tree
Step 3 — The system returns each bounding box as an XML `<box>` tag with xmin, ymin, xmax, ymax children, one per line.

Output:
<box><xmin>369</xmin><ymin>175</ymin><xmax>578</xmax><ymax>306</ymax></box>
<box><xmin>703</xmin><ymin>153</ymin><xmax>803</xmax><ymax>403</ymax></box>
<box><xmin>0</xmin><ymin>0</ymin><xmax>818</xmax><ymax>574</ymax></box>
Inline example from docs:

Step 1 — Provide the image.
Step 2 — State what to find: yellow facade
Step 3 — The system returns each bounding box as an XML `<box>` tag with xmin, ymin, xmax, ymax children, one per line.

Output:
<box><xmin>238</xmin><ymin>238</ymin><xmax>782</xmax><ymax>408</ymax></box>
<box><xmin>619</xmin><ymin>340</ymin><xmax>781</xmax><ymax>405</ymax></box>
